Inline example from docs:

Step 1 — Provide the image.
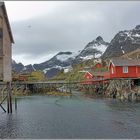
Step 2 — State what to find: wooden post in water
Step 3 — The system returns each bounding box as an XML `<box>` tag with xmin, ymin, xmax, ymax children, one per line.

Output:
<box><xmin>7</xmin><ymin>82</ymin><xmax>12</xmax><ymax>113</ymax></box>
<box><xmin>69</xmin><ymin>84</ymin><xmax>72</xmax><ymax>94</ymax></box>
<box><xmin>15</xmin><ymin>98</ymin><xmax>17</xmax><ymax>110</ymax></box>
<box><xmin>129</xmin><ymin>80</ymin><xmax>131</xmax><ymax>91</ymax></box>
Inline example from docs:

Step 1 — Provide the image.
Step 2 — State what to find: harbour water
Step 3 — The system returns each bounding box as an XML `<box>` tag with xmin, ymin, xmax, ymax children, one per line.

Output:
<box><xmin>0</xmin><ymin>95</ymin><xmax>140</xmax><ymax>138</ymax></box>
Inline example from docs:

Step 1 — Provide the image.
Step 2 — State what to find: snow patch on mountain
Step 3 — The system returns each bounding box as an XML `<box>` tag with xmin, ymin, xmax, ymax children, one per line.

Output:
<box><xmin>32</xmin><ymin>65</ymin><xmax>36</xmax><ymax>71</ymax></box>
<box><xmin>133</xmin><ymin>34</ymin><xmax>140</xmax><ymax>37</ymax></box>
<box><xmin>56</xmin><ymin>51</ymin><xmax>79</xmax><ymax>62</ymax></box>
<box><xmin>76</xmin><ymin>36</ymin><xmax>109</xmax><ymax>61</ymax></box>
<box><xmin>102</xmin><ymin>25</ymin><xmax>140</xmax><ymax>58</ymax></box>
<box><xmin>80</xmin><ymin>55</ymin><xmax>95</xmax><ymax>60</ymax></box>
<box><xmin>43</xmin><ymin>65</ymin><xmax>63</xmax><ymax>73</ymax></box>
<box><xmin>85</xmin><ymin>42</ymin><xmax>107</xmax><ymax>53</ymax></box>
<box><xmin>22</xmin><ymin>67</ymin><xmax>27</xmax><ymax>71</ymax></box>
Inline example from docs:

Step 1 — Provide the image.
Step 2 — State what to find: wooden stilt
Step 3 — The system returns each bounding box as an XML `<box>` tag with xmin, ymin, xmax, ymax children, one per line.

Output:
<box><xmin>129</xmin><ymin>80</ymin><xmax>131</xmax><ymax>90</ymax></box>
<box><xmin>69</xmin><ymin>83</ymin><xmax>71</xmax><ymax>94</ymax></box>
<box><xmin>7</xmin><ymin>82</ymin><xmax>12</xmax><ymax>113</ymax></box>
<box><xmin>7</xmin><ymin>90</ymin><xmax>9</xmax><ymax>113</ymax></box>
<box><xmin>15</xmin><ymin>98</ymin><xmax>17</xmax><ymax>110</ymax></box>
<box><xmin>0</xmin><ymin>95</ymin><xmax>7</xmax><ymax>112</ymax></box>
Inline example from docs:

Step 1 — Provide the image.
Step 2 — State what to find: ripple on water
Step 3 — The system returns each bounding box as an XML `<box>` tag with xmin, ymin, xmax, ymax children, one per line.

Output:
<box><xmin>0</xmin><ymin>95</ymin><xmax>140</xmax><ymax>138</ymax></box>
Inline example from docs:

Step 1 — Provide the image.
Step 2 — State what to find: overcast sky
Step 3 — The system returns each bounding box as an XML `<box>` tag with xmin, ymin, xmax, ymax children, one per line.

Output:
<box><xmin>5</xmin><ymin>1</ymin><xmax>140</xmax><ymax>65</ymax></box>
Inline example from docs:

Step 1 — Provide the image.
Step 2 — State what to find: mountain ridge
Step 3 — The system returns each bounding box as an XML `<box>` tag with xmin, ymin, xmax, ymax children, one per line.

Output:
<box><xmin>13</xmin><ymin>25</ymin><xmax>140</xmax><ymax>78</ymax></box>
<box><xmin>102</xmin><ymin>25</ymin><xmax>140</xmax><ymax>58</ymax></box>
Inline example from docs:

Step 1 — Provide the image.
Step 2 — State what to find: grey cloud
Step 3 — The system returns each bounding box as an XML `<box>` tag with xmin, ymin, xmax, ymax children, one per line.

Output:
<box><xmin>10</xmin><ymin>1</ymin><xmax>140</xmax><ymax>64</ymax></box>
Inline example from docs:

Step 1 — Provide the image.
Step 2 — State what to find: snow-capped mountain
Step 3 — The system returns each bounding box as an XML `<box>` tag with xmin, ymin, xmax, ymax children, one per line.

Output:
<box><xmin>12</xmin><ymin>37</ymin><xmax>108</xmax><ymax>78</ymax></box>
<box><xmin>56</xmin><ymin>51</ymin><xmax>78</xmax><ymax>62</ymax></box>
<box><xmin>13</xmin><ymin>25</ymin><xmax>140</xmax><ymax>78</ymax></box>
<box><xmin>102</xmin><ymin>25</ymin><xmax>140</xmax><ymax>58</ymax></box>
<box><xmin>12</xmin><ymin>52</ymin><xmax>77</xmax><ymax>78</ymax></box>
<box><xmin>12</xmin><ymin>36</ymin><xmax>109</xmax><ymax>78</ymax></box>
<box><xmin>74</xmin><ymin>36</ymin><xmax>109</xmax><ymax>62</ymax></box>
<box><xmin>14</xmin><ymin>24</ymin><xmax>140</xmax><ymax>78</ymax></box>
<box><xmin>28</xmin><ymin>51</ymin><xmax>79</xmax><ymax>78</ymax></box>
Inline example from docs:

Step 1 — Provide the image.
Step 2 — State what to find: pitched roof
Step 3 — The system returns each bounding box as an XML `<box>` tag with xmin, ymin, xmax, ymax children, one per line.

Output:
<box><xmin>0</xmin><ymin>2</ymin><xmax>14</xmax><ymax>43</ymax></box>
<box><xmin>111</xmin><ymin>58</ymin><xmax>140</xmax><ymax>66</ymax></box>
<box><xmin>87</xmin><ymin>71</ymin><xmax>109</xmax><ymax>77</ymax></box>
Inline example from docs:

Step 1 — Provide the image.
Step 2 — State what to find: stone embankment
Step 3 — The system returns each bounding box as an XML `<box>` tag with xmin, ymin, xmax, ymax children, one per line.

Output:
<box><xmin>105</xmin><ymin>80</ymin><xmax>140</xmax><ymax>101</ymax></box>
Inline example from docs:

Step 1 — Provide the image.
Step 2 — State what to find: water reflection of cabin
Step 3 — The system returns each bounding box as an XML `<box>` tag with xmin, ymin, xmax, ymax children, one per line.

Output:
<box><xmin>0</xmin><ymin>3</ymin><xmax>14</xmax><ymax>81</ymax></box>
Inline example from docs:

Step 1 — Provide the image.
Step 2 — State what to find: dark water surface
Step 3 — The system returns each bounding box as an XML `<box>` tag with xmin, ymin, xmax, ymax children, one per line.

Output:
<box><xmin>0</xmin><ymin>95</ymin><xmax>140</xmax><ymax>138</ymax></box>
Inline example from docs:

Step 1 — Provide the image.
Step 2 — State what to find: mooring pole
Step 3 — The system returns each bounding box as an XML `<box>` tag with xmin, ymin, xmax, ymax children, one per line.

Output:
<box><xmin>7</xmin><ymin>83</ymin><xmax>10</xmax><ymax>113</ymax></box>
<box><xmin>7</xmin><ymin>82</ymin><xmax>12</xmax><ymax>113</ymax></box>
<box><xmin>15</xmin><ymin>98</ymin><xmax>17</xmax><ymax>110</ymax></box>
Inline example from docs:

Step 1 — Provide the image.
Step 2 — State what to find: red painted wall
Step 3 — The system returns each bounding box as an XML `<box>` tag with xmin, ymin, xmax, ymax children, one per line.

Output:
<box><xmin>137</xmin><ymin>66</ymin><xmax>140</xmax><ymax>77</ymax></box>
<box><xmin>95</xmin><ymin>63</ymin><xmax>102</xmax><ymax>68</ymax></box>
<box><xmin>110</xmin><ymin>63</ymin><xmax>140</xmax><ymax>78</ymax></box>
<box><xmin>84</xmin><ymin>72</ymin><xmax>93</xmax><ymax>79</ymax></box>
<box><xmin>83</xmin><ymin>72</ymin><xmax>93</xmax><ymax>84</ymax></box>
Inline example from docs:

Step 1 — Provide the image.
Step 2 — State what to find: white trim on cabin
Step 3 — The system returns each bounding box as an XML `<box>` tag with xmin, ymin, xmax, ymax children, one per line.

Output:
<box><xmin>123</xmin><ymin>66</ymin><xmax>128</xmax><ymax>73</ymax></box>
<box><xmin>84</xmin><ymin>71</ymin><xmax>93</xmax><ymax>78</ymax></box>
<box><xmin>87</xmin><ymin>72</ymin><xmax>93</xmax><ymax>77</ymax></box>
<box><xmin>111</xmin><ymin>67</ymin><xmax>114</xmax><ymax>74</ymax></box>
<box><xmin>109</xmin><ymin>61</ymin><xmax>115</xmax><ymax>67</ymax></box>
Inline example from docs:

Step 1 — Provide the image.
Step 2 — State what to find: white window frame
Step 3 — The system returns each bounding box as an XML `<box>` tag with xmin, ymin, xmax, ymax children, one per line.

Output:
<box><xmin>123</xmin><ymin>66</ymin><xmax>128</xmax><ymax>73</ymax></box>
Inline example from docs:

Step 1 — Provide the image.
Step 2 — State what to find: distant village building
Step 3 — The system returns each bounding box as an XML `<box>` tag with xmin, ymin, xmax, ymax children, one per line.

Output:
<box><xmin>84</xmin><ymin>71</ymin><xmax>93</xmax><ymax>80</ymax></box>
<box><xmin>13</xmin><ymin>71</ymin><xmax>45</xmax><ymax>82</ymax></box>
<box><xmin>93</xmin><ymin>58</ymin><xmax>102</xmax><ymax>64</ymax></box>
<box><xmin>82</xmin><ymin>58</ymin><xmax>140</xmax><ymax>85</ymax></box>
<box><xmin>91</xmin><ymin>63</ymin><xmax>102</xmax><ymax>70</ymax></box>
<box><xmin>0</xmin><ymin>2</ymin><xmax>14</xmax><ymax>81</ymax></box>
<box><xmin>83</xmin><ymin>70</ymin><xmax>109</xmax><ymax>85</ymax></box>
<box><xmin>83</xmin><ymin>62</ymin><xmax>109</xmax><ymax>85</ymax></box>
<box><xmin>64</xmin><ymin>66</ymin><xmax>73</xmax><ymax>73</ymax></box>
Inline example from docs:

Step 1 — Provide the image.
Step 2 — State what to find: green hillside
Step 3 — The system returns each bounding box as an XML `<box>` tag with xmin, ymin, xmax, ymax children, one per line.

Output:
<box><xmin>51</xmin><ymin>59</ymin><xmax>108</xmax><ymax>82</ymax></box>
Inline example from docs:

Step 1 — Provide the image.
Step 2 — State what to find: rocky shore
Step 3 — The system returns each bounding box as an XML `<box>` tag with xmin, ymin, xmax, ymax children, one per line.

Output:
<box><xmin>104</xmin><ymin>80</ymin><xmax>140</xmax><ymax>101</ymax></box>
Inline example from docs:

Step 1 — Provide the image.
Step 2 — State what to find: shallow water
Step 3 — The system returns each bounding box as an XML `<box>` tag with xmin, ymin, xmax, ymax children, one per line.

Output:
<box><xmin>0</xmin><ymin>95</ymin><xmax>140</xmax><ymax>138</ymax></box>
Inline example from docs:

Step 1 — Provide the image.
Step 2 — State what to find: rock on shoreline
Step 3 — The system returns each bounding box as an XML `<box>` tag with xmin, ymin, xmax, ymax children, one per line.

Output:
<box><xmin>105</xmin><ymin>79</ymin><xmax>140</xmax><ymax>101</ymax></box>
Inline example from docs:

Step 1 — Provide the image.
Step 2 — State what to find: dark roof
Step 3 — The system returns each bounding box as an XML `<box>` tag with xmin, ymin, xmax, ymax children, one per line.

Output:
<box><xmin>0</xmin><ymin>2</ymin><xmax>14</xmax><ymax>43</ymax></box>
<box><xmin>88</xmin><ymin>71</ymin><xmax>109</xmax><ymax>77</ymax></box>
<box><xmin>111</xmin><ymin>58</ymin><xmax>140</xmax><ymax>66</ymax></box>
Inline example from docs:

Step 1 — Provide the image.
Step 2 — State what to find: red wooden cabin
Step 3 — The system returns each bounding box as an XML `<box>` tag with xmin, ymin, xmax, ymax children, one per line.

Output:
<box><xmin>83</xmin><ymin>71</ymin><xmax>110</xmax><ymax>84</ymax></box>
<box><xmin>91</xmin><ymin>63</ymin><xmax>102</xmax><ymax>70</ymax></box>
<box><xmin>109</xmin><ymin>58</ymin><xmax>140</xmax><ymax>78</ymax></box>
<box><xmin>83</xmin><ymin>72</ymin><xmax>93</xmax><ymax>84</ymax></box>
<box><xmin>84</xmin><ymin>72</ymin><xmax>93</xmax><ymax>79</ymax></box>
<box><xmin>95</xmin><ymin>63</ymin><xmax>102</xmax><ymax>68</ymax></box>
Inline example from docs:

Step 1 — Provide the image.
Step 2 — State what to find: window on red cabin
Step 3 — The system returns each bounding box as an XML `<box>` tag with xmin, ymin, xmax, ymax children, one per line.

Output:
<box><xmin>123</xmin><ymin>66</ymin><xmax>128</xmax><ymax>73</ymax></box>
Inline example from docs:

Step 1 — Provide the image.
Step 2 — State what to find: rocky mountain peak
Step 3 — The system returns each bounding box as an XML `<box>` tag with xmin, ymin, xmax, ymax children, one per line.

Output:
<box><xmin>13</xmin><ymin>25</ymin><xmax>140</xmax><ymax>79</ymax></box>
<box><xmin>57</xmin><ymin>51</ymin><xmax>72</xmax><ymax>55</ymax></box>
<box><xmin>135</xmin><ymin>25</ymin><xmax>140</xmax><ymax>30</ymax></box>
<box><xmin>85</xmin><ymin>36</ymin><xmax>108</xmax><ymax>49</ymax></box>
<box><xmin>102</xmin><ymin>25</ymin><xmax>140</xmax><ymax>58</ymax></box>
<box><xmin>96</xmin><ymin>36</ymin><xmax>103</xmax><ymax>42</ymax></box>
<box><xmin>74</xmin><ymin>36</ymin><xmax>109</xmax><ymax>62</ymax></box>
